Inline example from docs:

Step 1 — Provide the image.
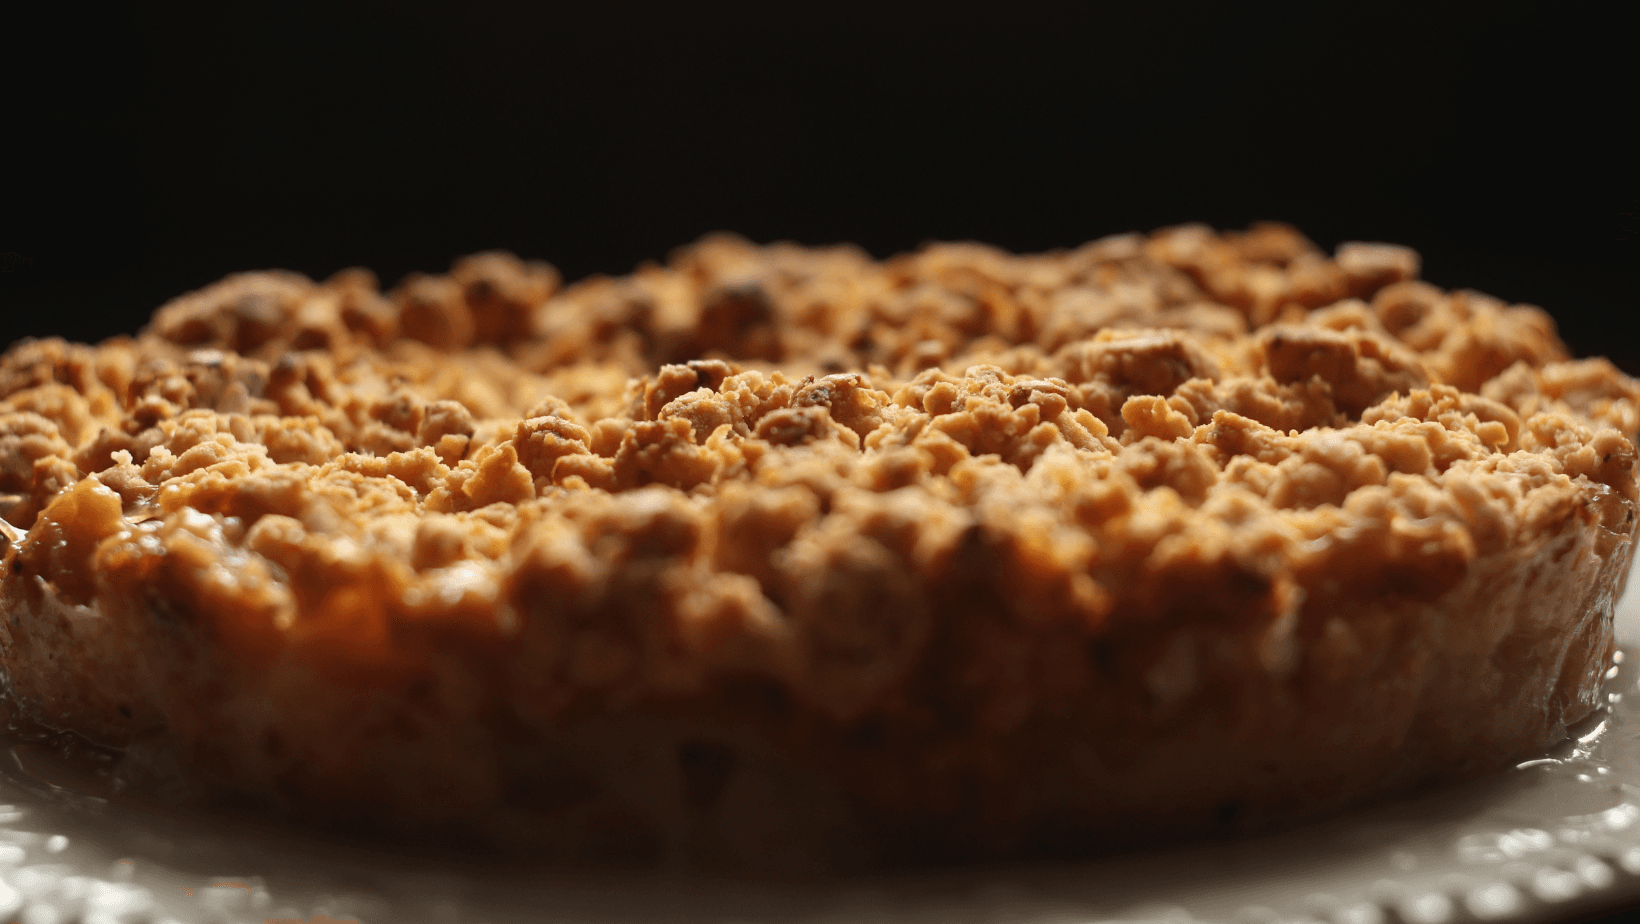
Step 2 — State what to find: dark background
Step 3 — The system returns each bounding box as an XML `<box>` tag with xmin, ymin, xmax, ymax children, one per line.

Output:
<box><xmin>3</xmin><ymin>5</ymin><xmax>1634</xmax><ymax>370</ymax></box>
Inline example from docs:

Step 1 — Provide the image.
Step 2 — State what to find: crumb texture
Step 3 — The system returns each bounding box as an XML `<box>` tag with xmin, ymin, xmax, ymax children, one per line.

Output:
<box><xmin>2</xmin><ymin>224</ymin><xmax>1637</xmax><ymax>868</ymax></box>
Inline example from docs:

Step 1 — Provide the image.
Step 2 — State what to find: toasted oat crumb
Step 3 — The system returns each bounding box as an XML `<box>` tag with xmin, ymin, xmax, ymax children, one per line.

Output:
<box><xmin>1</xmin><ymin>226</ymin><xmax>1636</xmax><ymax>866</ymax></box>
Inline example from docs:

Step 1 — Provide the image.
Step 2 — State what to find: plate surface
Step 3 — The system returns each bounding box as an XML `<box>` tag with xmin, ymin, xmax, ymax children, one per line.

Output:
<box><xmin>5</xmin><ymin>557</ymin><xmax>1640</xmax><ymax>924</ymax></box>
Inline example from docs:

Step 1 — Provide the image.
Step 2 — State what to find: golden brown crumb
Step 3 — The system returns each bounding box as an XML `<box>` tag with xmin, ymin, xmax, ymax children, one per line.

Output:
<box><xmin>0</xmin><ymin>227</ymin><xmax>1635</xmax><ymax>870</ymax></box>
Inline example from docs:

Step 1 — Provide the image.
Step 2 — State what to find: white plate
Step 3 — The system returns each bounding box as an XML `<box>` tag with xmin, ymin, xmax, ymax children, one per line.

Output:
<box><xmin>6</xmin><ymin>556</ymin><xmax>1640</xmax><ymax>924</ymax></box>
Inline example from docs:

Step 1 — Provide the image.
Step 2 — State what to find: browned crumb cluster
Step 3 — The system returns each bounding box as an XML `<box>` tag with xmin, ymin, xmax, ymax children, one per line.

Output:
<box><xmin>1</xmin><ymin>224</ymin><xmax>1637</xmax><ymax>869</ymax></box>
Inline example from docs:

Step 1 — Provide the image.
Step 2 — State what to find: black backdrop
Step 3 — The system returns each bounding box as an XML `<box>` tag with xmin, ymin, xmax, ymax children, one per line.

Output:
<box><xmin>4</xmin><ymin>5</ymin><xmax>1636</xmax><ymax>370</ymax></box>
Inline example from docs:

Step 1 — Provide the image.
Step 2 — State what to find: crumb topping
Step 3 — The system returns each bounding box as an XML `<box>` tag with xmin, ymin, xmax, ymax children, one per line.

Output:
<box><xmin>2</xmin><ymin>224</ymin><xmax>1637</xmax><ymax>859</ymax></box>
